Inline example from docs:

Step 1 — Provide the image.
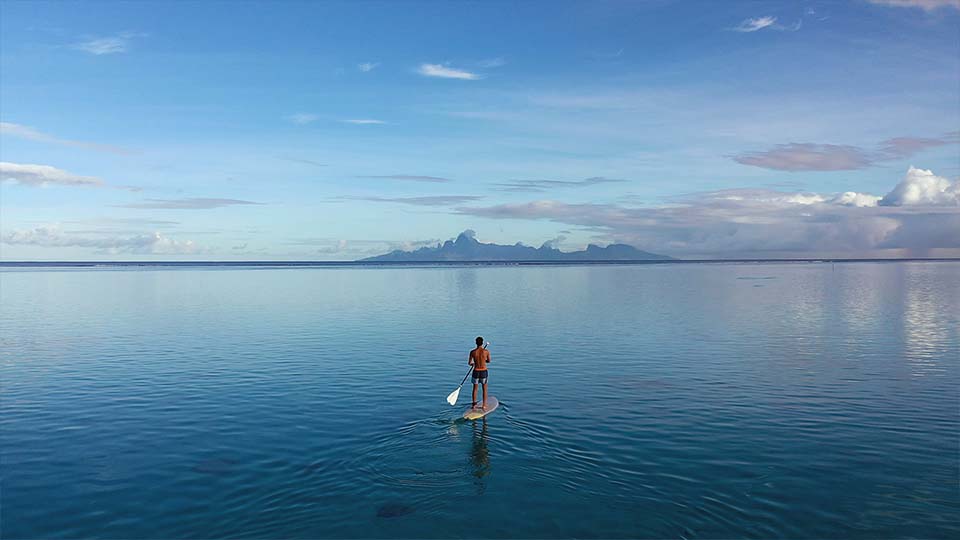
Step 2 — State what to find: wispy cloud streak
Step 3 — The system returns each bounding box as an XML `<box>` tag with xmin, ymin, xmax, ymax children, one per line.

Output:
<box><xmin>72</xmin><ymin>31</ymin><xmax>145</xmax><ymax>55</ymax></box>
<box><xmin>1</xmin><ymin>122</ymin><xmax>133</xmax><ymax>155</ymax></box>
<box><xmin>347</xmin><ymin>195</ymin><xmax>482</xmax><ymax>206</ymax></box>
<box><xmin>417</xmin><ymin>63</ymin><xmax>481</xmax><ymax>80</ymax></box>
<box><xmin>117</xmin><ymin>198</ymin><xmax>263</xmax><ymax>209</ymax></box>
<box><xmin>867</xmin><ymin>0</ymin><xmax>960</xmax><ymax>11</ymax></box>
<box><xmin>494</xmin><ymin>176</ymin><xmax>626</xmax><ymax>193</ymax></box>
<box><xmin>354</xmin><ymin>174</ymin><xmax>453</xmax><ymax>183</ymax></box>
<box><xmin>2</xmin><ymin>161</ymin><xmax>104</xmax><ymax>188</ymax></box>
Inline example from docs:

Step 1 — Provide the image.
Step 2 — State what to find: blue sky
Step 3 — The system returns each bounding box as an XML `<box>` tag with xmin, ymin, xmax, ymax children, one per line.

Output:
<box><xmin>1</xmin><ymin>0</ymin><xmax>958</xmax><ymax>260</ymax></box>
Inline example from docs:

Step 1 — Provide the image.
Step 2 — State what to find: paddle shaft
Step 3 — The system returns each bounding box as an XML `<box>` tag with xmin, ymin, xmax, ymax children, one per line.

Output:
<box><xmin>457</xmin><ymin>366</ymin><xmax>474</xmax><ymax>388</ymax></box>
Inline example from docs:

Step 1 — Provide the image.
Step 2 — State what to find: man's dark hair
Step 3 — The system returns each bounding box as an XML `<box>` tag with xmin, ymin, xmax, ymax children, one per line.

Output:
<box><xmin>476</xmin><ymin>336</ymin><xmax>484</xmax><ymax>346</ymax></box>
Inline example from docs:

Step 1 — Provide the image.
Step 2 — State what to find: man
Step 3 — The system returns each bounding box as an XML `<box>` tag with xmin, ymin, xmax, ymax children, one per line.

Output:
<box><xmin>469</xmin><ymin>336</ymin><xmax>491</xmax><ymax>410</ymax></box>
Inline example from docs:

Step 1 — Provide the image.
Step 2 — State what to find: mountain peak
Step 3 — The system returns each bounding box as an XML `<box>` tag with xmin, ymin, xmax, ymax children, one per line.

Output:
<box><xmin>455</xmin><ymin>230</ymin><xmax>478</xmax><ymax>244</ymax></box>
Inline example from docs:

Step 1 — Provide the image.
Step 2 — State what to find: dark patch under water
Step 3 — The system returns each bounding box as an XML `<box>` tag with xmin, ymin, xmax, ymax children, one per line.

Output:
<box><xmin>376</xmin><ymin>503</ymin><xmax>416</xmax><ymax>518</ymax></box>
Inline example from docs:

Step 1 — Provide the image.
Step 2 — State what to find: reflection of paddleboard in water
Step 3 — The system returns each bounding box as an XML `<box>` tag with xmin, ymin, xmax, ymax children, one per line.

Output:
<box><xmin>463</xmin><ymin>396</ymin><xmax>499</xmax><ymax>420</ymax></box>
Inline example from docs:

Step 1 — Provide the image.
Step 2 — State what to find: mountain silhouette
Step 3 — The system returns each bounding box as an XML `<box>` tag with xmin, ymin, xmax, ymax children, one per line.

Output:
<box><xmin>361</xmin><ymin>231</ymin><xmax>673</xmax><ymax>262</ymax></box>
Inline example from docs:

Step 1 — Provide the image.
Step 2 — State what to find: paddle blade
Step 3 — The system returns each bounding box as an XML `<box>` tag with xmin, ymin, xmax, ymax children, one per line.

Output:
<box><xmin>446</xmin><ymin>386</ymin><xmax>461</xmax><ymax>406</ymax></box>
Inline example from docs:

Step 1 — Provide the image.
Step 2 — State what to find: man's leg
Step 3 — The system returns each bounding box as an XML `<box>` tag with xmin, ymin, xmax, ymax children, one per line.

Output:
<box><xmin>472</xmin><ymin>383</ymin><xmax>478</xmax><ymax>408</ymax></box>
<box><xmin>482</xmin><ymin>381</ymin><xmax>488</xmax><ymax>409</ymax></box>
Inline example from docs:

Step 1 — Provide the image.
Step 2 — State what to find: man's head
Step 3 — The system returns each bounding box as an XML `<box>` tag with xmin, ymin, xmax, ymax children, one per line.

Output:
<box><xmin>476</xmin><ymin>336</ymin><xmax>484</xmax><ymax>347</ymax></box>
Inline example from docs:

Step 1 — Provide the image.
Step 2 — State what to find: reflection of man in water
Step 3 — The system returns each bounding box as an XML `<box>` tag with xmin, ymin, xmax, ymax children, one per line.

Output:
<box><xmin>470</xmin><ymin>417</ymin><xmax>490</xmax><ymax>489</ymax></box>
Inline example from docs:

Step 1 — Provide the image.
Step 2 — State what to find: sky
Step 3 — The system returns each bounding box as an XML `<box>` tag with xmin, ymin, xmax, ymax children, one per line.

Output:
<box><xmin>1</xmin><ymin>0</ymin><xmax>958</xmax><ymax>261</ymax></box>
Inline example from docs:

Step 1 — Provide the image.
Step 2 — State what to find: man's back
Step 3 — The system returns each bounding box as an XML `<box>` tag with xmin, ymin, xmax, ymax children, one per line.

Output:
<box><xmin>470</xmin><ymin>347</ymin><xmax>490</xmax><ymax>370</ymax></box>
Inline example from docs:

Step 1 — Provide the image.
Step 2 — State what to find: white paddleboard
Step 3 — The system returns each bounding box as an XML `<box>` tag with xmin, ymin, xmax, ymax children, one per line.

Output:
<box><xmin>463</xmin><ymin>396</ymin><xmax>499</xmax><ymax>420</ymax></box>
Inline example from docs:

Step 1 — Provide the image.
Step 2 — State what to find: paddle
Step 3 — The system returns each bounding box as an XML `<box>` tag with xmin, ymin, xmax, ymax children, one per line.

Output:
<box><xmin>446</xmin><ymin>342</ymin><xmax>488</xmax><ymax>406</ymax></box>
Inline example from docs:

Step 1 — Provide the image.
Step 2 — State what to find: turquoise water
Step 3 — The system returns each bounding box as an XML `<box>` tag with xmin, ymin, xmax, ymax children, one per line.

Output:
<box><xmin>1</xmin><ymin>262</ymin><xmax>958</xmax><ymax>538</ymax></box>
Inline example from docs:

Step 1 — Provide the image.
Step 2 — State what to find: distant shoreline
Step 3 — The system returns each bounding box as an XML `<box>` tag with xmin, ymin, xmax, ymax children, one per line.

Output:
<box><xmin>1</xmin><ymin>258</ymin><xmax>958</xmax><ymax>268</ymax></box>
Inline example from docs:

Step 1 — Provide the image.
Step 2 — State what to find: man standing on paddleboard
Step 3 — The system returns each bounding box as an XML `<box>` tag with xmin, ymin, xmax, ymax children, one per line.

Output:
<box><xmin>469</xmin><ymin>337</ymin><xmax>491</xmax><ymax>410</ymax></box>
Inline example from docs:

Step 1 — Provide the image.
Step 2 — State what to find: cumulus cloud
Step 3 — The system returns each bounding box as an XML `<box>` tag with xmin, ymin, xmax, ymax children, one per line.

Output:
<box><xmin>830</xmin><ymin>192</ymin><xmax>882</xmax><ymax>207</ymax></box>
<box><xmin>417</xmin><ymin>63</ymin><xmax>481</xmax><ymax>80</ymax></box>
<box><xmin>495</xmin><ymin>176</ymin><xmax>626</xmax><ymax>193</ymax></box>
<box><xmin>2</xmin><ymin>227</ymin><xmax>202</xmax><ymax>254</ymax></box>
<box><xmin>117</xmin><ymin>198</ymin><xmax>263</xmax><ymax>209</ymax></box>
<box><xmin>358</xmin><ymin>62</ymin><xmax>379</xmax><ymax>72</ymax></box>
<box><xmin>0</xmin><ymin>122</ymin><xmax>132</xmax><ymax>154</ymax></box>
<box><xmin>867</xmin><ymin>0</ymin><xmax>960</xmax><ymax>11</ymax></box>
<box><xmin>735</xmin><ymin>134</ymin><xmax>958</xmax><ymax>171</ymax></box>
<box><xmin>880</xmin><ymin>167</ymin><xmax>959</xmax><ymax>206</ymax></box>
<box><xmin>354</xmin><ymin>174</ymin><xmax>453</xmax><ymax>183</ymax></box>
<box><xmin>456</xmin><ymin>168</ymin><xmax>959</xmax><ymax>257</ymax></box>
<box><xmin>72</xmin><ymin>31</ymin><xmax>145</xmax><ymax>55</ymax></box>
<box><xmin>349</xmin><ymin>195</ymin><xmax>482</xmax><ymax>206</ymax></box>
<box><xmin>1</xmin><ymin>162</ymin><xmax>104</xmax><ymax>188</ymax></box>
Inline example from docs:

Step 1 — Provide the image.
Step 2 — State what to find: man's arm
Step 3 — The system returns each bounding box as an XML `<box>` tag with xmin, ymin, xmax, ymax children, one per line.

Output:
<box><xmin>485</xmin><ymin>350</ymin><xmax>491</xmax><ymax>363</ymax></box>
<box><xmin>468</xmin><ymin>351</ymin><xmax>474</xmax><ymax>366</ymax></box>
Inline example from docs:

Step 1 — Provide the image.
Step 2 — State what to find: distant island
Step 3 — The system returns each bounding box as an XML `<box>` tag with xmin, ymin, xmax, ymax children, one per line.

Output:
<box><xmin>360</xmin><ymin>231</ymin><xmax>673</xmax><ymax>262</ymax></box>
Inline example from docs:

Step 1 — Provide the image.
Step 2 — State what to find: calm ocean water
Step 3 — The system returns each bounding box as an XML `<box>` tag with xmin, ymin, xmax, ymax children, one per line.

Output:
<box><xmin>1</xmin><ymin>262</ymin><xmax>958</xmax><ymax>539</ymax></box>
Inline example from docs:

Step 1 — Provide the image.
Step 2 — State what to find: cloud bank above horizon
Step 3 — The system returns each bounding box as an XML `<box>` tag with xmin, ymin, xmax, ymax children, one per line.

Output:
<box><xmin>1</xmin><ymin>0</ymin><xmax>958</xmax><ymax>260</ymax></box>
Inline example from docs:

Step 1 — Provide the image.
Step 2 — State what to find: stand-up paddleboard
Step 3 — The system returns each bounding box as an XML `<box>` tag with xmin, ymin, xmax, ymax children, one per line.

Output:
<box><xmin>463</xmin><ymin>396</ymin><xmax>499</xmax><ymax>420</ymax></box>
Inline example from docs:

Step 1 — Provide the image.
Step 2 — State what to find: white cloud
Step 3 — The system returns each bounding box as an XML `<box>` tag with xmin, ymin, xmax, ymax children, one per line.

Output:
<box><xmin>830</xmin><ymin>192</ymin><xmax>882</xmax><ymax>207</ymax></box>
<box><xmin>867</xmin><ymin>0</ymin><xmax>960</xmax><ymax>11</ymax></box>
<box><xmin>456</xmin><ymin>168</ymin><xmax>960</xmax><ymax>257</ymax></box>
<box><xmin>341</xmin><ymin>119</ymin><xmax>387</xmax><ymax>125</ymax></box>
<box><xmin>730</xmin><ymin>16</ymin><xmax>802</xmax><ymax>32</ymax></box>
<box><xmin>417</xmin><ymin>63</ymin><xmax>481</xmax><ymax>80</ymax></box>
<box><xmin>1</xmin><ymin>162</ymin><xmax>104</xmax><ymax>188</ymax></box>
<box><xmin>1</xmin><ymin>227</ymin><xmax>203</xmax><ymax>254</ymax></box>
<box><xmin>732</xmin><ymin>16</ymin><xmax>778</xmax><ymax>32</ymax></box>
<box><xmin>358</xmin><ymin>62</ymin><xmax>380</xmax><ymax>72</ymax></box>
<box><xmin>287</xmin><ymin>113</ymin><xmax>319</xmax><ymax>125</ymax></box>
<box><xmin>880</xmin><ymin>166</ymin><xmax>959</xmax><ymax>206</ymax></box>
<box><xmin>72</xmin><ymin>31</ymin><xmax>145</xmax><ymax>55</ymax></box>
<box><xmin>0</xmin><ymin>122</ymin><xmax>131</xmax><ymax>154</ymax></box>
